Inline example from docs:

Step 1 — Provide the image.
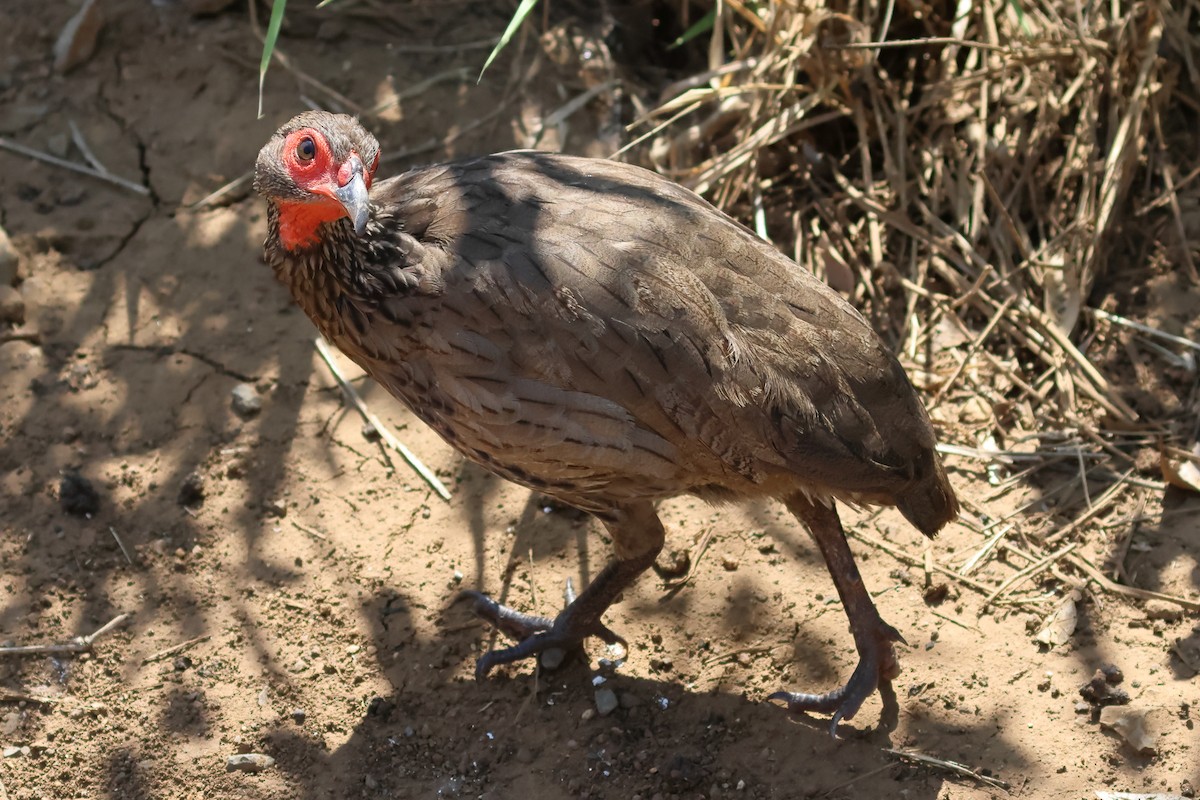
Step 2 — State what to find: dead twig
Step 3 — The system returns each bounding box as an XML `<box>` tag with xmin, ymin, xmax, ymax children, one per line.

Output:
<box><xmin>313</xmin><ymin>337</ymin><xmax>451</xmax><ymax>501</ymax></box>
<box><xmin>109</xmin><ymin>526</ymin><xmax>135</xmax><ymax>565</ymax></box>
<box><xmin>290</xmin><ymin>519</ymin><xmax>329</xmax><ymax>541</ymax></box>
<box><xmin>141</xmin><ymin>634</ymin><xmax>211</xmax><ymax>665</ymax></box>
<box><xmin>981</xmin><ymin>542</ymin><xmax>1077</xmax><ymax>610</ymax></box>
<box><xmin>0</xmin><ymin>136</ymin><xmax>149</xmax><ymax>196</ymax></box>
<box><xmin>820</xmin><ymin>763</ymin><xmax>897</xmax><ymax>797</ymax></box>
<box><xmin>1109</xmin><ymin>496</ymin><xmax>1147</xmax><ymax>584</ymax></box>
<box><xmin>0</xmin><ymin>613</ymin><xmax>130</xmax><ymax>657</ymax></box>
<box><xmin>701</xmin><ymin>641</ymin><xmax>779</xmax><ymax>667</ymax></box>
<box><xmin>1090</xmin><ymin>308</ymin><xmax>1200</xmax><ymax>353</ymax></box>
<box><xmin>1067</xmin><ymin>552</ymin><xmax>1200</xmax><ymax>612</ymax></box>
<box><xmin>848</xmin><ymin>530</ymin><xmax>1004</xmax><ymax>600</ymax></box>
<box><xmin>959</xmin><ymin>523</ymin><xmax>1015</xmax><ymax>576</ymax></box>
<box><xmin>0</xmin><ymin>689</ymin><xmax>61</xmax><ymax>705</ymax></box>
<box><xmin>190</xmin><ymin>172</ymin><xmax>253</xmax><ymax>209</ymax></box>
<box><xmin>885</xmin><ymin>748</ymin><xmax>1010</xmax><ymax>790</ymax></box>
<box><xmin>379</xmin><ymin>102</ymin><xmax>512</xmax><ymax>165</ymax></box>
<box><xmin>67</xmin><ymin>119</ymin><xmax>108</xmax><ymax>173</ymax></box>
<box><xmin>1043</xmin><ymin>470</ymin><xmax>1133</xmax><ymax>545</ymax></box>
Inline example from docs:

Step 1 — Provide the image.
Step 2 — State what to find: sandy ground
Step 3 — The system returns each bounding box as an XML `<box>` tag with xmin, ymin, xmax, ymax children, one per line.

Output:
<box><xmin>0</xmin><ymin>3</ymin><xmax>1197</xmax><ymax>799</ymax></box>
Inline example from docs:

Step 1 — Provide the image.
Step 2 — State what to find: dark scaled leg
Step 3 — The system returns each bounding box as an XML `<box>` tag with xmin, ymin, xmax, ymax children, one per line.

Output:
<box><xmin>463</xmin><ymin>501</ymin><xmax>664</xmax><ymax>679</ymax></box>
<box><xmin>770</xmin><ymin>494</ymin><xmax>906</xmax><ymax>735</ymax></box>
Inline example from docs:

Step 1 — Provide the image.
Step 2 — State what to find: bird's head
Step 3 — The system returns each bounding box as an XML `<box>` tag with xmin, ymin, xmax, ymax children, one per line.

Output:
<box><xmin>254</xmin><ymin>111</ymin><xmax>381</xmax><ymax>251</ymax></box>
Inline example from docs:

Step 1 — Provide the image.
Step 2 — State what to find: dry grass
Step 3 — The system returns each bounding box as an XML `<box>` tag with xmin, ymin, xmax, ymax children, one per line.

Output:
<box><xmin>616</xmin><ymin>0</ymin><xmax>1199</xmax><ymax>608</ymax></box>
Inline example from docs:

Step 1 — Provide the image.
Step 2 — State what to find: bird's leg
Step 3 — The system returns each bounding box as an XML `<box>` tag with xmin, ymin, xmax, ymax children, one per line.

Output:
<box><xmin>463</xmin><ymin>501</ymin><xmax>664</xmax><ymax>679</ymax></box>
<box><xmin>770</xmin><ymin>494</ymin><xmax>905</xmax><ymax>735</ymax></box>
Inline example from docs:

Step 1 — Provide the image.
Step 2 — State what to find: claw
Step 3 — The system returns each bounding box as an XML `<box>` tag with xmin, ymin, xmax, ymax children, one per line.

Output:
<box><xmin>770</xmin><ymin>622</ymin><xmax>903</xmax><ymax>736</ymax></box>
<box><xmin>459</xmin><ymin>547</ymin><xmax>659</xmax><ymax>685</ymax></box>
<box><xmin>461</xmin><ymin>587</ymin><xmax>620</xmax><ymax>679</ymax></box>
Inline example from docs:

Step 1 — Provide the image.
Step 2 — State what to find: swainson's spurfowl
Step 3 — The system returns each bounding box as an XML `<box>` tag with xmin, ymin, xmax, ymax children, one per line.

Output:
<box><xmin>254</xmin><ymin>111</ymin><xmax>958</xmax><ymax>733</ymax></box>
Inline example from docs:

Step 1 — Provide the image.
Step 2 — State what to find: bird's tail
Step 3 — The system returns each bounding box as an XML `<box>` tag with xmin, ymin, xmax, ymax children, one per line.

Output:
<box><xmin>896</xmin><ymin>452</ymin><xmax>959</xmax><ymax>537</ymax></box>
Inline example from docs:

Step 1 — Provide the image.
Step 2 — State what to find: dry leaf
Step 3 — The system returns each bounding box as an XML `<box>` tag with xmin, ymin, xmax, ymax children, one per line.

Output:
<box><xmin>932</xmin><ymin>314</ymin><xmax>971</xmax><ymax>351</ymax></box>
<box><xmin>1160</xmin><ymin>442</ymin><xmax>1200</xmax><ymax>493</ymax></box>
<box><xmin>818</xmin><ymin>244</ymin><xmax>856</xmax><ymax>294</ymax></box>
<box><xmin>1099</xmin><ymin>706</ymin><xmax>1162</xmax><ymax>755</ymax></box>
<box><xmin>1035</xmin><ymin>590</ymin><xmax>1079</xmax><ymax>646</ymax></box>
<box><xmin>1171</xmin><ymin>637</ymin><xmax>1200</xmax><ymax>676</ymax></box>
<box><xmin>1042</xmin><ymin>251</ymin><xmax>1083</xmax><ymax>334</ymax></box>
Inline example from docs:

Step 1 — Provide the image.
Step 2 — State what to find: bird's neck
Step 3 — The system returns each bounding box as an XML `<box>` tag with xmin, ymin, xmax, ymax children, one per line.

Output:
<box><xmin>274</xmin><ymin>198</ymin><xmax>348</xmax><ymax>251</ymax></box>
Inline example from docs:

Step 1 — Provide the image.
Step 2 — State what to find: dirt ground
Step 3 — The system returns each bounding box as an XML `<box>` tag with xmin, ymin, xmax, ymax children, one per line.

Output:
<box><xmin>1</xmin><ymin>2</ymin><xmax>1198</xmax><ymax>799</ymax></box>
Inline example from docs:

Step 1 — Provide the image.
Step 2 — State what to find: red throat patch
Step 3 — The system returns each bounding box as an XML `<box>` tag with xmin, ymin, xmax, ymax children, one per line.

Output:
<box><xmin>276</xmin><ymin>198</ymin><xmax>347</xmax><ymax>251</ymax></box>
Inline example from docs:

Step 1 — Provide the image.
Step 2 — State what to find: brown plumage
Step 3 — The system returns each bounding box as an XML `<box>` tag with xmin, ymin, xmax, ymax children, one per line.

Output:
<box><xmin>254</xmin><ymin>111</ymin><xmax>958</xmax><ymax>733</ymax></box>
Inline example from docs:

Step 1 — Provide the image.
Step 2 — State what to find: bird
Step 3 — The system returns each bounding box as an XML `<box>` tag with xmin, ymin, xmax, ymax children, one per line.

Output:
<box><xmin>254</xmin><ymin>110</ymin><xmax>958</xmax><ymax>734</ymax></box>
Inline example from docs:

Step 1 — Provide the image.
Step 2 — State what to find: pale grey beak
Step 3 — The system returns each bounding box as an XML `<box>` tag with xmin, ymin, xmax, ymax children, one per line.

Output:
<box><xmin>334</xmin><ymin>155</ymin><xmax>369</xmax><ymax>236</ymax></box>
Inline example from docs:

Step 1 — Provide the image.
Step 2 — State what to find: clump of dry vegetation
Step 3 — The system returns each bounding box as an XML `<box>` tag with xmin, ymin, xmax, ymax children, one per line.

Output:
<box><xmin>634</xmin><ymin>0</ymin><xmax>1189</xmax><ymax>435</ymax></box>
<box><xmin>612</xmin><ymin>0</ymin><xmax>1198</xmax><ymax>608</ymax></box>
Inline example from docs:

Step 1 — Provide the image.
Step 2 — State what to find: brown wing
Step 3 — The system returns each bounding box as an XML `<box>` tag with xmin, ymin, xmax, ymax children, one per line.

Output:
<box><xmin>351</xmin><ymin>152</ymin><xmax>954</xmax><ymax>530</ymax></box>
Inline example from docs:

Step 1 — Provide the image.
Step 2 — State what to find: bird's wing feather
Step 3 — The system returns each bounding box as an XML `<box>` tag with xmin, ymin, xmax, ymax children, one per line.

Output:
<box><xmin>359</xmin><ymin>152</ymin><xmax>939</xmax><ymax>501</ymax></box>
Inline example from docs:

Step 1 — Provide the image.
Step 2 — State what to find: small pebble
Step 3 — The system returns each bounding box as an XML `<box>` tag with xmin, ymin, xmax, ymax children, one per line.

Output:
<box><xmin>594</xmin><ymin>688</ymin><xmax>619</xmax><ymax>717</ymax></box>
<box><xmin>291</xmin><ymin>708</ymin><xmax>306</xmax><ymax>725</ymax></box>
<box><xmin>226</xmin><ymin>753</ymin><xmax>275</xmax><ymax>773</ymax></box>
<box><xmin>231</xmin><ymin>383</ymin><xmax>262</xmax><ymax>417</ymax></box>
<box><xmin>654</xmin><ymin>549</ymin><xmax>690</xmax><ymax>578</ymax></box>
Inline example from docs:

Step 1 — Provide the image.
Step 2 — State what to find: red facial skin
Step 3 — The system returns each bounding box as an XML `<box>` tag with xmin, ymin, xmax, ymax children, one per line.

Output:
<box><xmin>276</xmin><ymin>129</ymin><xmax>375</xmax><ymax>251</ymax></box>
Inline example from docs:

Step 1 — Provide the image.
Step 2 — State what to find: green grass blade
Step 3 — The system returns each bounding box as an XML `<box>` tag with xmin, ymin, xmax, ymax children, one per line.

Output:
<box><xmin>258</xmin><ymin>0</ymin><xmax>288</xmax><ymax>118</ymax></box>
<box><xmin>478</xmin><ymin>0</ymin><xmax>540</xmax><ymax>83</ymax></box>
<box><xmin>668</xmin><ymin>7</ymin><xmax>716</xmax><ymax>50</ymax></box>
<box><xmin>1007</xmin><ymin>0</ymin><xmax>1033</xmax><ymax>37</ymax></box>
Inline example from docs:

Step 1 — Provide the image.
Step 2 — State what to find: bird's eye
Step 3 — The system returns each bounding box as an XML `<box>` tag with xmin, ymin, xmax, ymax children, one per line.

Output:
<box><xmin>296</xmin><ymin>137</ymin><xmax>317</xmax><ymax>162</ymax></box>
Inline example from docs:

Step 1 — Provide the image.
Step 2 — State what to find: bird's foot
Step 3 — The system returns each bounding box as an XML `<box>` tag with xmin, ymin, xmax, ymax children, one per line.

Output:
<box><xmin>460</xmin><ymin>589</ymin><xmax>626</xmax><ymax>678</ymax></box>
<box><xmin>769</xmin><ymin>618</ymin><xmax>905</xmax><ymax>736</ymax></box>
